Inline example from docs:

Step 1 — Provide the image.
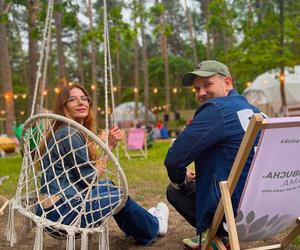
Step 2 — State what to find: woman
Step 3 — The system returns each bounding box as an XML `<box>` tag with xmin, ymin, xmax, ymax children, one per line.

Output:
<box><xmin>36</xmin><ymin>84</ymin><xmax>169</xmax><ymax>245</ymax></box>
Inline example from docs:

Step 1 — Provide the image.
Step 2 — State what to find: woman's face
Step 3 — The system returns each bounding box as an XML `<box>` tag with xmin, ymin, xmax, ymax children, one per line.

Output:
<box><xmin>64</xmin><ymin>87</ymin><xmax>91</xmax><ymax>124</ymax></box>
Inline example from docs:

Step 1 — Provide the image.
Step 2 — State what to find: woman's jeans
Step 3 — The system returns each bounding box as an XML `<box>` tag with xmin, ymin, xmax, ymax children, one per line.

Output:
<box><xmin>36</xmin><ymin>181</ymin><xmax>159</xmax><ymax>245</ymax></box>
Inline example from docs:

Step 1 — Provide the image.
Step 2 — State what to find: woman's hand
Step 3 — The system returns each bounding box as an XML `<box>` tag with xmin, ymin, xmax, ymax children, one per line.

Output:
<box><xmin>108</xmin><ymin>125</ymin><xmax>122</xmax><ymax>150</ymax></box>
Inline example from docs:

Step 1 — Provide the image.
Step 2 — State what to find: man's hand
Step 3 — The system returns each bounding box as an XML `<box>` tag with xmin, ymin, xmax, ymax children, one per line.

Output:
<box><xmin>108</xmin><ymin>125</ymin><xmax>122</xmax><ymax>150</ymax></box>
<box><xmin>186</xmin><ymin>169</ymin><xmax>196</xmax><ymax>183</ymax></box>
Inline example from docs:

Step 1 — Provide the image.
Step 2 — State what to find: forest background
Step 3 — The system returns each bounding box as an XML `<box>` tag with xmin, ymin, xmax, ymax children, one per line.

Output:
<box><xmin>0</xmin><ymin>0</ymin><xmax>300</xmax><ymax>135</ymax></box>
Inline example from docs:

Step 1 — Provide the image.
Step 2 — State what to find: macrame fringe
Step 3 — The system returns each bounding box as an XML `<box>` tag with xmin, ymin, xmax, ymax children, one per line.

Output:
<box><xmin>22</xmin><ymin>216</ymin><xmax>34</xmax><ymax>234</ymax></box>
<box><xmin>33</xmin><ymin>225</ymin><xmax>44</xmax><ymax>250</ymax></box>
<box><xmin>98</xmin><ymin>226</ymin><xmax>109</xmax><ymax>250</ymax></box>
<box><xmin>5</xmin><ymin>202</ymin><xmax>16</xmax><ymax>247</ymax></box>
<box><xmin>66</xmin><ymin>232</ymin><xmax>75</xmax><ymax>250</ymax></box>
<box><xmin>80</xmin><ymin>232</ymin><xmax>88</xmax><ymax>250</ymax></box>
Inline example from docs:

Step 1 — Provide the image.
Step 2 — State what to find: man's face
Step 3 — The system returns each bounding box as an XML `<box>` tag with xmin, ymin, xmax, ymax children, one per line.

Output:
<box><xmin>192</xmin><ymin>74</ymin><xmax>233</xmax><ymax>104</ymax></box>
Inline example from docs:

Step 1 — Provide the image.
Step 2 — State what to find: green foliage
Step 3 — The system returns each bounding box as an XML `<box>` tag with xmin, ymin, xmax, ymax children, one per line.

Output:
<box><xmin>0</xmin><ymin>12</ymin><xmax>8</xmax><ymax>24</ymax></box>
<box><xmin>149</xmin><ymin>55</ymin><xmax>193</xmax><ymax>86</ymax></box>
<box><xmin>4</xmin><ymin>0</ymin><xmax>300</xmax><ymax>120</ymax></box>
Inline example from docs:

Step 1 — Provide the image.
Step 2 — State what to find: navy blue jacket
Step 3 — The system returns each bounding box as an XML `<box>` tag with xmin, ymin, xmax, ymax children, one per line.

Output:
<box><xmin>164</xmin><ymin>89</ymin><xmax>261</xmax><ymax>234</ymax></box>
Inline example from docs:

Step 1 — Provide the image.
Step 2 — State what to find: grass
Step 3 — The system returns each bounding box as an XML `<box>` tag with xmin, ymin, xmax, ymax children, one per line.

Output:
<box><xmin>0</xmin><ymin>140</ymin><xmax>171</xmax><ymax>202</ymax></box>
<box><xmin>1</xmin><ymin>140</ymin><xmax>299</xmax><ymax>246</ymax></box>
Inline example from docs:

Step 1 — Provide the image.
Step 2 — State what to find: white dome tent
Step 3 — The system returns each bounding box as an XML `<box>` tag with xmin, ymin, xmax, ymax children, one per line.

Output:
<box><xmin>112</xmin><ymin>102</ymin><xmax>156</xmax><ymax>127</ymax></box>
<box><xmin>244</xmin><ymin>66</ymin><xmax>300</xmax><ymax>117</ymax></box>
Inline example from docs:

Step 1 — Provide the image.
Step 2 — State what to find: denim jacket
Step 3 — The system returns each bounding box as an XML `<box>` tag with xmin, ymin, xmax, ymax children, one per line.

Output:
<box><xmin>164</xmin><ymin>89</ymin><xmax>261</xmax><ymax>234</ymax></box>
<box><xmin>40</xmin><ymin>126</ymin><xmax>95</xmax><ymax>198</ymax></box>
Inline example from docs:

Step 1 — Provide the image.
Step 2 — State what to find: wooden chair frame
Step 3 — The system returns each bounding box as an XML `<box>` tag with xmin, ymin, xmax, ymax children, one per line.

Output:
<box><xmin>203</xmin><ymin>114</ymin><xmax>300</xmax><ymax>250</ymax></box>
<box><xmin>123</xmin><ymin>128</ymin><xmax>148</xmax><ymax>160</ymax></box>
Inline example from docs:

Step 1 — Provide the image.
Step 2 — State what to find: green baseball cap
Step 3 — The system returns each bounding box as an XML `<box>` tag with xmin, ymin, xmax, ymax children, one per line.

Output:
<box><xmin>182</xmin><ymin>60</ymin><xmax>231</xmax><ymax>86</ymax></box>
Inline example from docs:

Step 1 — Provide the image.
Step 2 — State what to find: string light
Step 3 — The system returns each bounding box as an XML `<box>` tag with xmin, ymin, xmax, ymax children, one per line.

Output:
<box><xmin>13</xmin><ymin>95</ymin><xmax>18</xmax><ymax>99</ymax></box>
<box><xmin>20</xmin><ymin>111</ymin><xmax>25</xmax><ymax>116</ymax></box>
<box><xmin>246</xmin><ymin>82</ymin><xmax>252</xmax><ymax>87</ymax></box>
<box><xmin>22</xmin><ymin>94</ymin><xmax>27</xmax><ymax>99</ymax></box>
<box><xmin>1</xmin><ymin>110</ymin><xmax>5</xmax><ymax>115</ymax></box>
<box><xmin>133</xmin><ymin>87</ymin><xmax>138</xmax><ymax>93</ymax></box>
<box><xmin>279</xmin><ymin>73</ymin><xmax>285</xmax><ymax>82</ymax></box>
<box><xmin>91</xmin><ymin>84</ymin><xmax>96</xmax><ymax>90</ymax></box>
<box><xmin>43</xmin><ymin>90</ymin><xmax>48</xmax><ymax>96</ymax></box>
<box><xmin>153</xmin><ymin>88</ymin><xmax>158</xmax><ymax>94</ymax></box>
<box><xmin>113</xmin><ymin>86</ymin><xmax>117</xmax><ymax>92</ymax></box>
<box><xmin>173</xmin><ymin>88</ymin><xmax>178</xmax><ymax>94</ymax></box>
<box><xmin>54</xmin><ymin>88</ymin><xmax>60</xmax><ymax>94</ymax></box>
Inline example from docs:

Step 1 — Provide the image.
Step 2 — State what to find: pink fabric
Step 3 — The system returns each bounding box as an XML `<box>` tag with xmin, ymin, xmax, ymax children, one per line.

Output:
<box><xmin>236</xmin><ymin>117</ymin><xmax>300</xmax><ymax>241</ymax></box>
<box><xmin>127</xmin><ymin>128</ymin><xmax>145</xmax><ymax>150</ymax></box>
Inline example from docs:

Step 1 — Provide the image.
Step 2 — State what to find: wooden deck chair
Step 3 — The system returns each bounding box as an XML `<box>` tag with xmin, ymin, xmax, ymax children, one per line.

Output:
<box><xmin>123</xmin><ymin>128</ymin><xmax>147</xmax><ymax>160</ymax></box>
<box><xmin>203</xmin><ymin>114</ymin><xmax>300</xmax><ymax>250</ymax></box>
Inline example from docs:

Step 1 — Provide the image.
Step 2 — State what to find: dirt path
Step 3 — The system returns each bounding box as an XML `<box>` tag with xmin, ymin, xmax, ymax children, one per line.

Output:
<box><xmin>0</xmin><ymin>191</ymin><xmax>298</xmax><ymax>250</ymax></box>
<box><xmin>0</xmin><ymin>203</ymin><xmax>195</xmax><ymax>250</ymax></box>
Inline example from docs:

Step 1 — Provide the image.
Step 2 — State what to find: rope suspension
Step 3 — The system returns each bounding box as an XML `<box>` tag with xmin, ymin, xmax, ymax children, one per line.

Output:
<box><xmin>103</xmin><ymin>0</ymin><xmax>119</xmax><ymax>159</ymax></box>
<box><xmin>6</xmin><ymin>2</ymin><xmax>128</xmax><ymax>249</ymax></box>
<box><xmin>30</xmin><ymin>0</ymin><xmax>54</xmax><ymax>117</ymax></box>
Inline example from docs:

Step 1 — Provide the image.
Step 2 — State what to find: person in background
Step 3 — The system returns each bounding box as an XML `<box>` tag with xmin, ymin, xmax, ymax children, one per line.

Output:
<box><xmin>164</xmin><ymin>60</ymin><xmax>261</xmax><ymax>249</ymax></box>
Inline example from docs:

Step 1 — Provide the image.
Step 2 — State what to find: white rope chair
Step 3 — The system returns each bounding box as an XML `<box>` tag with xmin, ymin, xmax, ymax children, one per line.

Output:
<box><xmin>6</xmin><ymin>114</ymin><xmax>128</xmax><ymax>250</ymax></box>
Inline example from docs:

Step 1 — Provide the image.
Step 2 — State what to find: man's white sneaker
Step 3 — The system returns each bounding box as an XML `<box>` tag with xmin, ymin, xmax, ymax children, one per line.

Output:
<box><xmin>148</xmin><ymin>202</ymin><xmax>169</xmax><ymax>236</ymax></box>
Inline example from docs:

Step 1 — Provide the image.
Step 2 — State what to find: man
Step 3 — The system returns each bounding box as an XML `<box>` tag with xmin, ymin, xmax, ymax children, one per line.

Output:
<box><xmin>164</xmin><ymin>60</ymin><xmax>261</xmax><ymax>249</ymax></box>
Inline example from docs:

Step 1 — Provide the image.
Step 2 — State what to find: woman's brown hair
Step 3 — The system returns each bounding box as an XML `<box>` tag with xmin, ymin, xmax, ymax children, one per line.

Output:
<box><xmin>41</xmin><ymin>84</ymin><xmax>98</xmax><ymax>161</ymax></box>
<box><xmin>53</xmin><ymin>84</ymin><xmax>95</xmax><ymax>133</ymax></box>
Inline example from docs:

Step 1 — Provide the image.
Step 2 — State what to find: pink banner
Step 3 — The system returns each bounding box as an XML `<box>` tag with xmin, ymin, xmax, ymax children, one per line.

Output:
<box><xmin>236</xmin><ymin>122</ymin><xmax>300</xmax><ymax>241</ymax></box>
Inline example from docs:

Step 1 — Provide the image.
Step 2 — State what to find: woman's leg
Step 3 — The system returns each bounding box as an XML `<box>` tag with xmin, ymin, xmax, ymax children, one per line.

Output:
<box><xmin>113</xmin><ymin>196</ymin><xmax>159</xmax><ymax>245</ymax></box>
<box><xmin>83</xmin><ymin>180</ymin><xmax>159</xmax><ymax>245</ymax></box>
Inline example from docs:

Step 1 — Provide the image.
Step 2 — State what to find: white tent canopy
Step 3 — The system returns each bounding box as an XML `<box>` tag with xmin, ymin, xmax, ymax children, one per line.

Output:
<box><xmin>244</xmin><ymin>66</ymin><xmax>300</xmax><ymax>116</ymax></box>
<box><xmin>112</xmin><ymin>102</ymin><xmax>156</xmax><ymax>126</ymax></box>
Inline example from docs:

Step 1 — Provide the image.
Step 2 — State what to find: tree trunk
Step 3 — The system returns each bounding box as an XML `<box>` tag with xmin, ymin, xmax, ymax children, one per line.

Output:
<box><xmin>160</xmin><ymin>6</ymin><xmax>170</xmax><ymax>115</ymax></box>
<box><xmin>27</xmin><ymin>0</ymin><xmax>39</xmax><ymax>114</ymax></box>
<box><xmin>0</xmin><ymin>0</ymin><xmax>15</xmax><ymax>136</ymax></box>
<box><xmin>87</xmin><ymin>0</ymin><xmax>98</xmax><ymax>130</ymax></box>
<box><xmin>278</xmin><ymin>0</ymin><xmax>287</xmax><ymax>115</ymax></box>
<box><xmin>140</xmin><ymin>1</ymin><xmax>149</xmax><ymax>124</ymax></box>
<box><xmin>12</xmin><ymin>10</ymin><xmax>29</xmax><ymax>92</ymax></box>
<box><xmin>184</xmin><ymin>0</ymin><xmax>198</xmax><ymax>64</ymax></box>
<box><xmin>76</xmin><ymin>26</ymin><xmax>85</xmax><ymax>87</ymax></box>
<box><xmin>134</xmin><ymin>37</ymin><xmax>139</xmax><ymax>121</ymax></box>
<box><xmin>201</xmin><ymin>0</ymin><xmax>211</xmax><ymax>59</ymax></box>
<box><xmin>54</xmin><ymin>0</ymin><xmax>67</xmax><ymax>88</ymax></box>
<box><xmin>115</xmin><ymin>40</ymin><xmax>121</xmax><ymax>105</ymax></box>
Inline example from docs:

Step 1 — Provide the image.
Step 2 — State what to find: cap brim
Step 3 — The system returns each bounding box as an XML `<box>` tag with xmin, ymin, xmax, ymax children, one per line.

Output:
<box><xmin>181</xmin><ymin>71</ymin><xmax>217</xmax><ymax>86</ymax></box>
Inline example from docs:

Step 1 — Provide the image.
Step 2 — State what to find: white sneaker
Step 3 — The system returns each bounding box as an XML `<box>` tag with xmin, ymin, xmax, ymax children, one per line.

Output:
<box><xmin>148</xmin><ymin>202</ymin><xmax>169</xmax><ymax>236</ymax></box>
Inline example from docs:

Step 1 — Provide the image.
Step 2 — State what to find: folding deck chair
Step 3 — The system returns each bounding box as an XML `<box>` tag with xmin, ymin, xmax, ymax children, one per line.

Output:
<box><xmin>124</xmin><ymin>128</ymin><xmax>147</xmax><ymax>160</ymax></box>
<box><xmin>203</xmin><ymin>114</ymin><xmax>300</xmax><ymax>250</ymax></box>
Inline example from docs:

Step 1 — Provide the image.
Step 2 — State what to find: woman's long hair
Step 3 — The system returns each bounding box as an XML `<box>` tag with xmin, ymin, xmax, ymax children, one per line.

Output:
<box><xmin>41</xmin><ymin>84</ymin><xmax>98</xmax><ymax>161</ymax></box>
<box><xmin>53</xmin><ymin>84</ymin><xmax>95</xmax><ymax>133</ymax></box>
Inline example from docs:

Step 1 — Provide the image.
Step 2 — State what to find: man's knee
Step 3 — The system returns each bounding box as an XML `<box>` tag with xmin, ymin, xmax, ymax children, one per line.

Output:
<box><xmin>166</xmin><ymin>183</ymin><xmax>179</xmax><ymax>206</ymax></box>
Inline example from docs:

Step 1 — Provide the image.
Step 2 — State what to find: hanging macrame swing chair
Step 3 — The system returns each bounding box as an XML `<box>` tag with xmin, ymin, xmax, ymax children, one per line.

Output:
<box><xmin>5</xmin><ymin>1</ymin><xmax>128</xmax><ymax>249</ymax></box>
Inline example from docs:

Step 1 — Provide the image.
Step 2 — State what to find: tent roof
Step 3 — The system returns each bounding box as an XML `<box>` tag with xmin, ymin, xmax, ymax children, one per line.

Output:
<box><xmin>112</xmin><ymin>102</ymin><xmax>155</xmax><ymax>124</ymax></box>
<box><xmin>244</xmin><ymin>66</ymin><xmax>300</xmax><ymax>115</ymax></box>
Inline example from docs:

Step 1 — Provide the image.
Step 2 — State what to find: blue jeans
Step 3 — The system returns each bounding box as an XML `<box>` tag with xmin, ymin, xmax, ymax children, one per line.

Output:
<box><xmin>36</xmin><ymin>181</ymin><xmax>159</xmax><ymax>245</ymax></box>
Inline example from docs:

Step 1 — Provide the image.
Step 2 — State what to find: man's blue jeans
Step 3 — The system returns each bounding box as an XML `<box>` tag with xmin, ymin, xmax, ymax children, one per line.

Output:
<box><xmin>36</xmin><ymin>181</ymin><xmax>159</xmax><ymax>245</ymax></box>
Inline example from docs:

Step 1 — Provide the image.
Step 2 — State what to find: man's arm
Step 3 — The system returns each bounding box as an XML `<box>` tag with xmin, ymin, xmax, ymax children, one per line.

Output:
<box><xmin>164</xmin><ymin>103</ymin><xmax>225</xmax><ymax>184</ymax></box>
